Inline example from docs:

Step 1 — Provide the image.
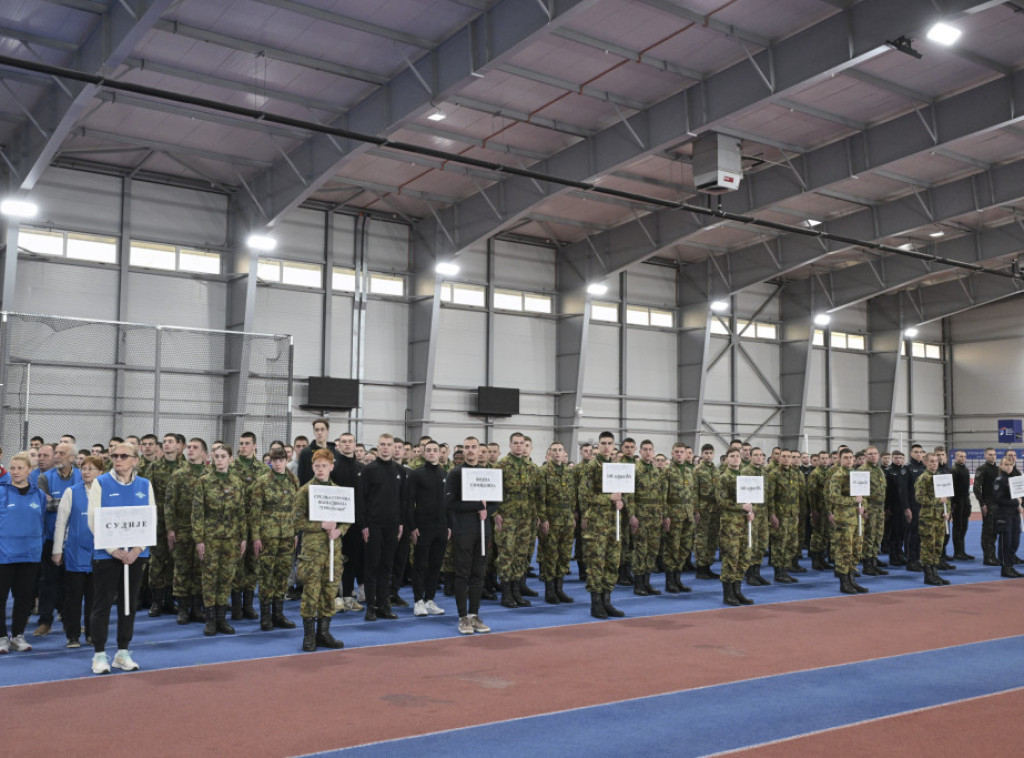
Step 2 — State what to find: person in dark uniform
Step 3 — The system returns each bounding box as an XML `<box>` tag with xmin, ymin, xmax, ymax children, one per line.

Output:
<box><xmin>950</xmin><ymin>450</ymin><xmax>973</xmax><ymax>561</ymax></box>
<box><xmin>973</xmin><ymin>448</ymin><xmax>1000</xmax><ymax>565</ymax></box>
<box><xmin>903</xmin><ymin>444</ymin><xmax>926</xmax><ymax>572</ymax></box>
<box><xmin>991</xmin><ymin>456</ymin><xmax>1023</xmax><ymax>578</ymax></box>
<box><xmin>885</xmin><ymin>451</ymin><xmax>910</xmax><ymax>567</ymax></box>
<box><xmin>357</xmin><ymin>434</ymin><xmax>408</xmax><ymax>622</ymax></box>
<box><xmin>410</xmin><ymin>440</ymin><xmax>449</xmax><ymax>617</ymax></box>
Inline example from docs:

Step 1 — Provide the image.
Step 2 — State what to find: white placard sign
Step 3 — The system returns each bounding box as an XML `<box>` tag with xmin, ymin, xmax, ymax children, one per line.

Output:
<box><xmin>737</xmin><ymin>476</ymin><xmax>764</xmax><ymax>504</ymax></box>
<box><xmin>849</xmin><ymin>471</ymin><xmax>871</xmax><ymax>497</ymax></box>
<box><xmin>602</xmin><ymin>463</ymin><xmax>635</xmax><ymax>494</ymax></box>
<box><xmin>1009</xmin><ymin>476</ymin><xmax>1024</xmax><ymax>499</ymax></box>
<box><xmin>932</xmin><ymin>473</ymin><xmax>954</xmax><ymax>498</ymax></box>
<box><xmin>93</xmin><ymin>505</ymin><xmax>158</xmax><ymax>550</ymax></box>
<box><xmin>309</xmin><ymin>485</ymin><xmax>355</xmax><ymax>523</ymax></box>
<box><xmin>462</xmin><ymin>468</ymin><xmax>503</xmax><ymax>501</ymax></box>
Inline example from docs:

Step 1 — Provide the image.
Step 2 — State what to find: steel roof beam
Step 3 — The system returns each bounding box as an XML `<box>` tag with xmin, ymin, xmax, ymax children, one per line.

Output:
<box><xmin>248</xmin><ymin>0</ymin><xmax>437</xmax><ymax>50</ymax></box>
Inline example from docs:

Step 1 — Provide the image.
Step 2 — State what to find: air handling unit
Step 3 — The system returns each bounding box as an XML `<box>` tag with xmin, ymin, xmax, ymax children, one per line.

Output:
<box><xmin>693</xmin><ymin>132</ymin><xmax>743</xmax><ymax>194</ymax></box>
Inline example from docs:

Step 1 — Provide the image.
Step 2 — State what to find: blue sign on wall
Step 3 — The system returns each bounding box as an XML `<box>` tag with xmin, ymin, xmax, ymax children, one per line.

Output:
<box><xmin>998</xmin><ymin>420</ymin><xmax>1023</xmax><ymax>444</ymax></box>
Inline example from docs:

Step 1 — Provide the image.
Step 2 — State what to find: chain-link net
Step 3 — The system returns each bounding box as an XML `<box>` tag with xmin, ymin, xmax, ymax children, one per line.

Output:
<box><xmin>0</xmin><ymin>312</ymin><xmax>292</xmax><ymax>455</ymax></box>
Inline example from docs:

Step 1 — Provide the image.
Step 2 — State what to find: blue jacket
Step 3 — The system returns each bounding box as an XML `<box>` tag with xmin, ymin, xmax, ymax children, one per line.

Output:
<box><xmin>62</xmin><ymin>483</ymin><xmax>94</xmax><ymax>573</ymax></box>
<box><xmin>43</xmin><ymin>467</ymin><xmax>84</xmax><ymax>543</ymax></box>
<box><xmin>93</xmin><ymin>472</ymin><xmax>153</xmax><ymax>561</ymax></box>
<box><xmin>0</xmin><ymin>482</ymin><xmax>47</xmax><ymax>564</ymax></box>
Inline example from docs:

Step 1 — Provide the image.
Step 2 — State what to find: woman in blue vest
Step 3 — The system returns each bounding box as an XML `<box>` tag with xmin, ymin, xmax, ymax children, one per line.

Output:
<box><xmin>0</xmin><ymin>452</ymin><xmax>47</xmax><ymax>654</ymax></box>
<box><xmin>52</xmin><ymin>455</ymin><xmax>103</xmax><ymax>648</ymax></box>
<box><xmin>88</xmin><ymin>443</ymin><xmax>156</xmax><ymax>675</ymax></box>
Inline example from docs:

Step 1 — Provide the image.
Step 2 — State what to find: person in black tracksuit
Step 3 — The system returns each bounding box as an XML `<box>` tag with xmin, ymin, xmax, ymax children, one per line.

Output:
<box><xmin>991</xmin><ymin>457</ymin><xmax>1024</xmax><ymax>578</ymax></box>
<box><xmin>357</xmin><ymin>435</ymin><xmax>409</xmax><ymax>621</ymax></box>
<box><xmin>409</xmin><ymin>441</ymin><xmax>449</xmax><ymax>615</ymax></box>
<box><xmin>885</xmin><ymin>452</ymin><xmax>910</xmax><ymax>566</ymax></box>
<box><xmin>332</xmin><ymin>434</ymin><xmax>364</xmax><ymax>607</ymax></box>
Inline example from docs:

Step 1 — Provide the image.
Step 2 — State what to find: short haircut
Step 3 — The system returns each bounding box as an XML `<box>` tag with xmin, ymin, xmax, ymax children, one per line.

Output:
<box><xmin>109</xmin><ymin>436</ymin><xmax>124</xmax><ymax>445</ymax></box>
<box><xmin>240</xmin><ymin>431</ymin><xmax>257</xmax><ymax>443</ymax></box>
<box><xmin>311</xmin><ymin>449</ymin><xmax>333</xmax><ymax>464</ymax></box>
<box><xmin>911</xmin><ymin>443</ymin><xmax>924</xmax><ymax>451</ymax></box>
<box><xmin>640</xmin><ymin>439</ymin><xmax>654</xmax><ymax>448</ymax></box>
<box><xmin>30</xmin><ymin>436</ymin><xmax>44</xmax><ymax>444</ymax></box>
<box><xmin>81</xmin><ymin>455</ymin><xmax>105</xmax><ymax>470</ymax></box>
<box><xmin>509</xmin><ymin>432</ymin><xmax>525</xmax><ymax>442</ymax></box>
<box><xmin>599</xmin><ymin>431</ymin><xmax>615</xmax><ymax>441</ymax></box>
<box><xmin>464</xmin><ymin>436</ymin><xmax>480</xmax><ymax>444</ymax></box>
<box><xmin>189</xmin><ymin>437</ymin><xmax>209</xmax><ymax>452</ymax></box>
<box><xmin>141</xmin><ymin>434</ymin><xmax>158</xmax><ymax>443</ymax></box>
<box><xmin>378</xmin><ymin>433</ymin><xmax>394</xmax><ymax>442</ymax></box>
<box><xmin>174</xmin><ymin>434</ymin><xmax>186</xmax><ymax>446</ymax></box>
<box><xmin>62</xmin><ymin>434</ymin><xmax>77</xmax><ymax>443</ymax></box>
<box><xmin>294</xmin><ymin>435</ymin><xmax>309</xmax><ymax>444</ymax></box>
<box><xmin>891</xmin><ymin>449</ymin><xmax>904</xmax><ymax>457</ymax></box>
<box><xmin>701</xmin><ymin>443</ymin><xmax>714</xmax><ymax>453</ymax></box>
<box><xmin>622</xmin><ymin>437</ymin><xmax>636</xmax><ymax>445</ymax></box>
<box><xmin>313</xmin><ymin>417</ymin><xmax>330</xmax><ymax>429</ymax></box>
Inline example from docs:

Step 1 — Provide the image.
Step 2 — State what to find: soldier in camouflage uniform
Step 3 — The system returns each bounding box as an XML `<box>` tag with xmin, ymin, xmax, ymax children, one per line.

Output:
<box><xmin>144</xmin><ymin>434</ymin><xmax>186</xmax><ymax>617</ymax></box>
<box><xmin>616</xmin><ymin>439</ymin><xmax>638</xmax><ymax>587</ymax></box>
<box><xmin>915</xmin><ymin>452</ymin><xmax>952</xmax><ymax>587</ymax></box>
<box><xmin>229</xmin><ymin>432</ymin><xmax>262</xmax><ymax>621</ymax></box>
<box><xmin>630</xmin><ymin>440</ymin><xmax>667</xmax><ymax>597</ymax></box>
<box><xmin>496</xmin><ymin>433</ymin><xmax>540</xmax><ymax>608</ymax></box>
<box><xmin>579</xmin><ymin>432</ymin><xmax>629</xmax><ymax>619</ymax></box>
<box><xmin>766</xmin><ymin>450</ymin><xmax>804</xmax><ymax>584</ymax></box>
<box><xmin>694</xmin><ymin>444</ymin><xmax>721</xmax><ymax>579</ymax></box>
<box><xmin>858</xmin><ymin>445</ymin><xmax>889</xmax><ymax>577</ymax></box>
<box><xmin>572</xmin><ymin>443</ymin><xmax>594</xmax><ymax>582</ymax></box>
<box><xmin>717</xmin><ymin>449</ymin><xmax>755</xmax><ymax>606</ymax></box>
<box><xmin>807</xmin><ymin>452</ymin><xmax>834</xmax><ymax>570</ymax></box>
<box><xmin>251</xmin><ymin>448</ymin><xmax>300</xmax><ymax>631</ymax></box>
<box><xmin>662</xmin><ymin>443</ymin><xmax>695</xmax><ymax>593</ymax></box>
<box><xmin>165</xmin><ymin>437</ymin><xmax>210</xmax><ymax>624</ymax></box>
<box><xmin>193</xmin><ymin>445</ymin><xmax>247</xmax><ymax>635</ymax></box>
<box><xmin>740</xmin><ymin>448</ymin><xmax>769</xmax><ymax>587</ymax></box>
<box><xmin>537</xmin><ymin>442</ymin><xmax>575</xmax><ymax>604</ymax></box>
<box><xmin>826</xmin><ymin>449</ymin><xmax>868</xmax><ymax>594</ymax></box>
<box><xmin>293</xmin><ymin>449</ymin><xmax>346</xmax><ymax>651</ymax></box>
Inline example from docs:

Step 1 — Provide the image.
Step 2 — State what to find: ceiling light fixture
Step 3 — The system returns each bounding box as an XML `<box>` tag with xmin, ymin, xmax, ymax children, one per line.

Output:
<box><xmin>904</xmin><ymin>327</ymin><xmax>920</xmax><ymax>338</ymax></box>
<box><xmin>587</xmin><ymin>283</ymin><xmax>608</xmax><ymax>296</ymax></box>
<box><xmin>246</xmin><ymin>234</ymin><xmax>277</xmax><ymax>252</ymax></box>
<box><xmin>929</xmin><ymin>230</ymin><xmax>945</xmax><ymax>238</ymax></box>
<box><xmin>813</xmin><ymin>313</ymin><xmax>832</xmax><ymax>327</ymax></box>
<box><xmin>435</xmin><ymin>261</ymin><xmax>459</xmax><ymax>276</ymax></box>
<box><xmin>0</xmin><ymin>198</ymin><xmax>39</xmax><ymax>219</ymax></box>
<box><xmin>927</xmin><ymin>22</ymin><xmax>962</xmax><ymax>46</ymax></box>
<box><xmin>897</xmin><ymin>243</ymin><xmax>915</xmax><ymax>251</ymax></box>
<box><xmin>802</xmin><ymin>219</ymin><xmax>822</xmax><ymax>228</ymax></box>
<box><xmin>427</xmin><ymin>111</ymin><xmax>447</xmax><ymax>121</ymax></box>
<box><xmin>710</xmin><ymin>300</ymin><xmax>729</xmax><ymax>312</ymax></box>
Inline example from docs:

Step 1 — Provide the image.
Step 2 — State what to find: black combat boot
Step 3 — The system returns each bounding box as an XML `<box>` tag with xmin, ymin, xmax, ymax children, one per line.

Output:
<box><xmin>519</xmin><ymin>578</ymin><xmax>538</xmax><ymax>598</ymax></box>
<box><xmin>230</xmin><ymin>591</ymin><xmax>243</xmax><ymax>621</ymax></box>
<box><xmin>753</xmin><ymin>565</ymin><xmax>770</xmax><ymax>585</ymax></box>
<box><xmin>316</xmin><ymin>617</ymin><xmax>344</xmax><ymax>649</ymax></box>
<box><xmin>938</xmin><ymin>557</ymin><xmax>956</xmax><ymax>571</ymax></box>
<box><xmin>633</xmin><ymin>574</ymin><xmax>649</xmax><ymax>596</ymax></box>
<box><xmin>191</xmin><ymin>595</ymin><xmax>205</xmax><ymax>623</ymax></box>
<box><xmin>149</xmin><ymin>588</ymin><xmax>163</xmax><ymax>617</ymax></box>
<box><xmin>162</xmin><ymin>590</ymin><xmax>177</xmax><ymax>615</ymax></box>
<box><xmin>837</xmin><ymin>572</ymin><xmax>854</xmax><ymax>594</ymax></box>
<box><xmin>811</xmin><ymin>552</ymin><xmax>827</xmax><ymax>571</ymax></box>
<box><xmin>217</xmin><ymin>605</ymin><xmax>235</xmax><ymax>634</ymax></box>
<box><xmin>923</xmin><ymin>565</ymin><xmax>943</xmax><ymax>586</ymax></box>
<box><xmin>664</xmin><ymin>571</ymin><xmax>681</xmax><ymax>594</ymax></box>
<box><xmin>272</xmin><ymin>599</ymin><xmax>296</xmax><ymax>629</ymax></box>
<box><xmin>544</xmin><ymin>581</ymin><xmax>560</xmax><ymax>605</ymax></box>
<box><xmin>745</xmin><ymin>566</ymin><xmax>758</xmax><ymax>586</ymax></box>
<box><xmin>302</xmin><ymin>618</ymin><xmax>317</xmax><ymax>651</ymax></box>
<box><xmin>203</xmin><ymin>604</ymin><xmax>217</xmax><ymax>636</ymax></box>
<box><xmin>512</xmin><ymin>580</ymin><xmax>531</xmax><ymax>608</ymax></box>
<box><xmin>722</xmin><ymin>582</ymin><xmax>740</xmax><ymax>606</ymax></box>
<box><xmin>364</xmin><ymin>605</ymin><xmax>377</xmax><ymax>622</ymax></box>
<box><xmin>906</xmin><ymin>559</ymin><xmax>923</xmax><ymax>572</ymax></box>
<box><xmin>555</xmin><ymin>576</ymin><xmax>574</xmax><ymax>603</ymax></box>
<box><xmin>260</xmin><ymin>599</ymin><xmax>273</xmax><ymax>631</ymax></box>
<box><xmin>733</xmin><ymin>582</ymin><xmax>754</xmax><ymax>605</ymax></box>
<box><xmin>590</xmin><ymin>592</ymin><xmax>608</xmax><ymax>619</ymax></box>
<box><xmin>774</xmin><ymin>566</ymin><xmax>795</xmax><ymax>584</ymax></box>
<box><xmin>500</xmin><ymin>581</ymin><xmax>517</xmax><ymax>609</ymax></box>
<box><xmin>848</xmin><ymin>573</ymin><xmax>869</xmax><ymax>593</ymax></box>
<box><xmin>644</xmin><ymin>574</ymin><xmax>661</xmax><ymax>596</ymax></box>
<box><xmin>242</xmin><ymin>590</ymin><xmax>259</xmax><ymax>619</ymax></box>
<box><xmin>601</xmin><ymin>590</ymin><xmax>625</xmax><ymax>617</ymax></box>
<box><xmin>683</xmin><ymin>556</ymin><xmax>696</xmax><ymax>572</ymax></box>
<box><xmin>676</xmin><ymin>572</ymin><xmax>692</xmax><ymax>593</ymax></box>
<box><xmin>377</xmin><ymin>604</ymin><xmax>398</xmax><ymax>620</ymax></box>
<box><xmin>789</xmin><ymin>555</ymin><xmax>807</xmax><ymax>573</ymax></box>
<box><xmin>873</xmin><ymin>558</ymin><xmax>889</xmax><ymax>575</ymax></box>
<box><xmin>862</xmin><ymin>558</ymin><xmax>881</xmax><ymax>576</ymax></box>
<box><xmin>705</xmin><ymin>565</ymin><xmax>720</xmax><ymax>579</ymax></box>
<box><xmin>176</xmin><ymin>597</ymin><xmax>190</xmax><ymax>625</ymax></box>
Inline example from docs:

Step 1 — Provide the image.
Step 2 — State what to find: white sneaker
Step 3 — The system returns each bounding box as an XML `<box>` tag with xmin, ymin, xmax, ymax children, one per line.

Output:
<box><xmin>0</xmin><ymin>636</ymin><xmax>9</xmax><ymax>654</ymax></box>
<box><xmin>343</xmin><ymin>596</ymin><xmax>363</xmax><ymax>612</ymax></box>
<box><xmin>9</xmin><ymin>634</ymin><xmax>31</xmax><ymax>652</ymax></box>
<box><xmin>112</xmin><ymin>649</ymin><xmax>139</xmax><ymax>671</ymax></box>
<box><xmin>333</xmin><ymin>596</ymin><xmax>346</xmax><ymax>611</ymax></box>
<box><xmin>413</xmin><ymin>600</ymin><xmax>428</xmax><ymax>616</ymax></box>
<box><xmin>425</xmin><ymin>599</ymin><xmax>445</xmax><ymax>616</ymax></box>
<box><xmin>356</xmin><ymin>586</ymin><xmax>365</xmax><ymax>603</ymax></box>
<box><xmin>92</xmin><ymin>652</ymin><xmax>111</xmax><ymax>674</ymax></box>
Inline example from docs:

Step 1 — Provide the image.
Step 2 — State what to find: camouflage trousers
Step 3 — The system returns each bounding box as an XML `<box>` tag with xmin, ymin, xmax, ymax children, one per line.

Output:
<box><xmin>538</xmin><ymin>510</ymin><xmax>574</xmax><ymax>581</ymax></box>
<box><xmin>919</xmin><ymin>504</ymin><xmax>946</xmax><ymax>566</ymax></box>
<box><xmin>718</xmin><ymin>509</ymin><xmax>750</xmax><ymax>583</ymax></box>
<box><xmin>797</xmin><ymin>497</ymin><xmax>809</xmax><ymax>549</ymax></box>
<box><xmin>495</xmin><ymin>514</ymin><xmax>535</xmax><ymax>581</ymax></box>
<box><xmin>631</xmin><ymin>502</ymin><xmax>664</xmax><ymax>575</ymax></box>
<box><xmin>750</xmin><ymin>506</ymin><xmax>769</xmax><ymax>568</ymax></box>
<box><xmin>201</xmin><ymin>539</ymin><xmax>238</xmax><ymax>607</ymax></box>
<box><xmin>297</xmin><ymin>536</ymin><xmax>340</xmax><ymax>619</ymax></box>
<box><xmin>860</xmin><ymin>503</ymin><xmax>885</xmax><ymax>560</ymax></box>
<box><xmin>259</xmin><ymin>536</ymin><xmax>294</xmax><ymax>603</ymax></box>
<box><xmin>831</xmin><ymin>506</ymin><xmax>861</xmax><ymax>574</ymax></box>
<box><xmin>770</xmin><ymin>504</ymin><xmax>798</xmax><ymax>568</ymax></box>
<box><xmin>148</xmin><ymin>517</ymin><xmax>173</xmax><ymax>590</ymax></box>
<box><xmin>233</xmin><ymin>541</ymin><xmax>259</xmax><ymax>592</ymax></box>
<box><xmin>582</xmin><ymin>507</ymin><xmax>622</xmax><ymax>593</ymax></box>
<box><xmin>809</xmin><ymin>501</ymin><xmax>832</xmax><ymax>555</ymax></box>
<box><xmin>172</xmin><ymin>533</ymin><xmax>202</xmax><ymax>598</ymax></box>
<box><xmin>694</xmin><ymin>502</ymin><xmax>721</xmax><ymax>566</ymax></box>
<box><xmin>662</xmin><ymin>506</ymin><xmax>694</xmax><ymax>572</ymax></box>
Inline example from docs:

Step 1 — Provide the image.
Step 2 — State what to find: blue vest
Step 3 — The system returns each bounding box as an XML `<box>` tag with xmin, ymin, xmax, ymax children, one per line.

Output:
<box><xmin>93</xmin><ymin>472</ymin><xmax>153</xmax><ymax>561</ymax></box>
<box><xmin>62</xmin><ymin>483</ymin><xmax>94</xmax><ymax>573</ymax></box>
<box><xmin>43</xmin><ymin>467</ymin><xmax>83</xmax><ymax>542</ymax></box>
<box><xmin>0</xmin><ymin>482</ymin><xmax>47</xmax><ymax>564</ymax></box>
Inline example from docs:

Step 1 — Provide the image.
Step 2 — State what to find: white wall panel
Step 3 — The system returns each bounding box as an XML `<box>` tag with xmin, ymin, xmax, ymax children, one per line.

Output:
<box><xmin>30</xmin><ymin>167</ymin><xmax>121</xmax><ymax>235</ymax></box>
<box><xmin>830</xmin><ymin>352</ymin><xmax>869</xmax><ymax>411</ymax></box>
<box><xmin>626</xmin><ymin>265</ymin><xmax>675</xmax><ymax>307</ymax></box>
<box><xmin>493</xmin><ymin>240</ymin><xmax>554</xmax><ymax>291</ymax></box>
<box><xmin>329</xmin><ymin>295</ymin><xmax>354</xmax><ymax>377</ymax></box>
<box><xmin>808</xmin><ymin>349</ymin><xmax>826</xmax><ymax>406</ymax></box>
<box><xmin>366</xmin><ymin>219</ymin><xmax>409</xmax><ymax>271</ymax></box>
<box><xmin>626</xmin><ymin>329</ymin><xmax>676</xmax><ymax>398</ymax></box>
<box><xmin>704</xmin><ymin>336</ymin><xmax>732</xmax><ymax>402</ymax></box>
<box><xmin>734</xmin><ymin>283</ymin><xmax>779</xmax><ymax>320</ymax></box>
<box><xmin>331</xmin><ymin>214</ymin><xmax>356</xmax><ymax>267</ymax></box>
<box><xmin>253</xmin><ymin>287</ymin><xmax>322</xmax><ymax>377</ymax></box>
<box><xmin>125</xmin><ymin>272</ymin><xmax>226</xmax><ymax>330</ymax></box>
<box><xmin>911</xmin><ymin>360</ymin><xmax>945</xmax><ymax>417</ymax></box>
<box><xmin>951</xmin><ymin>338</ymin><xmax>1024</xmax><ymax>415</ymax></box>
<box><xmin>275</xmin><ymin>207</ymin><xmax>326</xmax><ymax>263</ymax></box>
<box><xmin>579</xmin><ymin>397</ymin><xmax>619</xmax><ymax>426</ymax></box>
<box><xmin>364</xmin><ymin>299</ymin><xmax>408</xmax><ymax>381</ymax></box>
<box><xmin>435</xmin><ymin>308</ymin><xmax>486</xmax><ymax>386</ymax></box>
<box><xmin>950</xmin><ymin>295</ymin><xmax>1024</xmax><ymax>342</ymax></box>
<box><xmin>735</xmin><ymin>341</ymin><xmax>779</xmax><ymax>405</ymax></box>
<box><xmin>360</xmin><ymin>385</ymin><xmax>408</xmax><ymax>439</ymax></box>
<box><xmin>130</xmin><ymin>180</ymin><xmax>227</xmax><ymax>248</ymax></box>
<box><xmin>13</xmin><ymin>260</ymin><xmax>120</xmax><ymax>320</ymax></box>
<box><xmin>493</xmin><ymin>314</ymin><xmax>555</xmax><ymax>392</ymax></box>
<box><xmin>583</xmin><ymin>324</ymin><xmax>620</xmax><ymax>395</ymax></box>
<box><xmin>452</xmin><ymin>239</ymin><xmax>488</xmax><ymax>283</ymax></box>
<box><xmin>894</xmin><ymin>358</ymin><xmax>909</xmax><ymax>414</ymax></box>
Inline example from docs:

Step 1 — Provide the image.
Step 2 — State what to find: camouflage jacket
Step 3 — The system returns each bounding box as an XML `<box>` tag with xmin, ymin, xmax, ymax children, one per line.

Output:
<box><xmin>250</xmin><ymin>469</ymin><xmax>300</xmax><ymax>541</ymax></box>
<box><xmin>914</xmin><ymin>471</ymin><xmax>943</xmax><ymax>510</ymax></box>
<box><xmin>857</xmin><ymin>462</ymin><xmax>887</xmax><ymax>508</ymax></box>
<box><xmin>538</xmin><ymin>461</ymin><xmax>575</xmax><ymax>522</ymax></box>
<box><xmin>579</xmin><ymin>455</ymin><xmax>633</xmax><ymax>521</ymax></box>
<box><xmin>665</xmin><ymin>461</ymin><xmax>695</xmax><ymax>519</ymax></box>
<box><xmin>715</xmin><ymin>466</ymin><xmax>745</xmax><ymax>513</ymax></box>
<box><xmin>497</xmin><ymin>454</ymin><xmax>539</xmax><ymax>519</ymax></box>
<box><xmin>825</xmin><ymin>466</ymin><xmax>859</xmax><ymax>512</ymax></box>
<box><xmin>147</xmin><ymin>455</ymin><xmax>186</xmax><ymax>517</ymax></box>
<box><xmin>765</xmin><ymin>465</ymin><xmax>804</xmax><ymax>518</ymax></box>
<box><xmin>165</xmin><ymin>462</ymin><xmax>210</xmax><ymax>535</ymax></box>
<box><xmin>634</xmin><ymin>459</ymin><xmax>667</xmax><ymax>509</ymax></box>
<box><xmin>192</xmin><ymin>470</ymin><xmax>246</xmax><ymax>544</ymax></box>
<box><xmin>694</xmin><ymin>461</ymin><xmax>718</xmax><ymax>507</ymax></box>
<box><xmin>293</xmin><ymin>478</ymin><xmax>349</xmax><ymax>552</ymax></box>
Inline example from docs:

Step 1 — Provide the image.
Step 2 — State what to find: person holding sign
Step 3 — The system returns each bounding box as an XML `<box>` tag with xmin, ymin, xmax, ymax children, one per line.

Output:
<box><xmin>52</xmin><ymin>456</ymin><xmax>102</xmax><ymax>648</ymax></box>
<box><xmin>293</xmin><ymin>449</ymin><xmax>347</xmax><ymax>651</ymax></box>
<box><xmin>857</xmin><ymin>446</ymin><xmax>889</xmax><ymax>577</ymax></box>
<box><xmin>579</xmin><ymin>432</ymin><xmax>630</xmax><ymax>620</ymax></box>
<box><xmin>915</xmin><ymin>453</ymin><xmax>952</xmax><ymax>586</ymax></box>
<box><xmin>716</xmin><ymin>450</ymin><xmax>756</xmax><ymax>606</ymax></box>
<box><xmin>250</xmin><ymin>448</ymin><xmax>300</xmax><ymax>631</ymax></box>
<box><xmin>991</xmin><ymin>456</ymin><xmax>1024</xmax><ymax>578</ymax></box>
<box><xmin>740</xmin><ymin>449</ymin><xmax>770</xmax><ymax>587</ymax></box>
<box><xmin>444</xmin><ymin>437</ymin><xmax>494</xmax><ymax>635</ymax></box>
<box><xmin>192</xmin><ymin>445</ymin><xmax>247</xmax><ymax>637</ymax></box>
<box><xmin>89</xmin><ymin>443</ymin><xmax>156</xmax><ymax>674</ymax></box>
<box><xmin>0</xmin><ymin>452</ymin><xmax>47</xmax><ymax>654</ymax></box>
<box><xmin>825</xmin><ymin>449</ymin><xmax>868</xmax><ymax>595</ymax></box>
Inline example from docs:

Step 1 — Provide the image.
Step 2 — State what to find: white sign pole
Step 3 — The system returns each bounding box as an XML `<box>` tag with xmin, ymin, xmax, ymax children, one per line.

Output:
<box><xmin>858</xmin><ymin>513</ymin><xmax>863</xmax><ymax>537</ymax></box>
<box><xmin>329</xmin><ymin>538</ymin><xmax>334</xmax><ymax>582</ymax></box>
<box><xmin>747</xmin><ymin>519</ymin><xmax>752</xmax><ymax>549</ymax></box>
<box><xmin>616</xmin><ymin>510</ymin><xmax>621</xmax><ymax>542</ymax></box>
<box><xmin>481</xmin><ymin>517</ymin><xmax>486</xmax><ymax>557</ymax></box>
<box><xmin>944</xmin><ymin>502</ymin><xmax>950</xmax><ymax>536</ymax></box>
<box><xmin>123</xmin><ymin>562</ymin><xmax>130</xmax><ymax>616</ymax></box>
